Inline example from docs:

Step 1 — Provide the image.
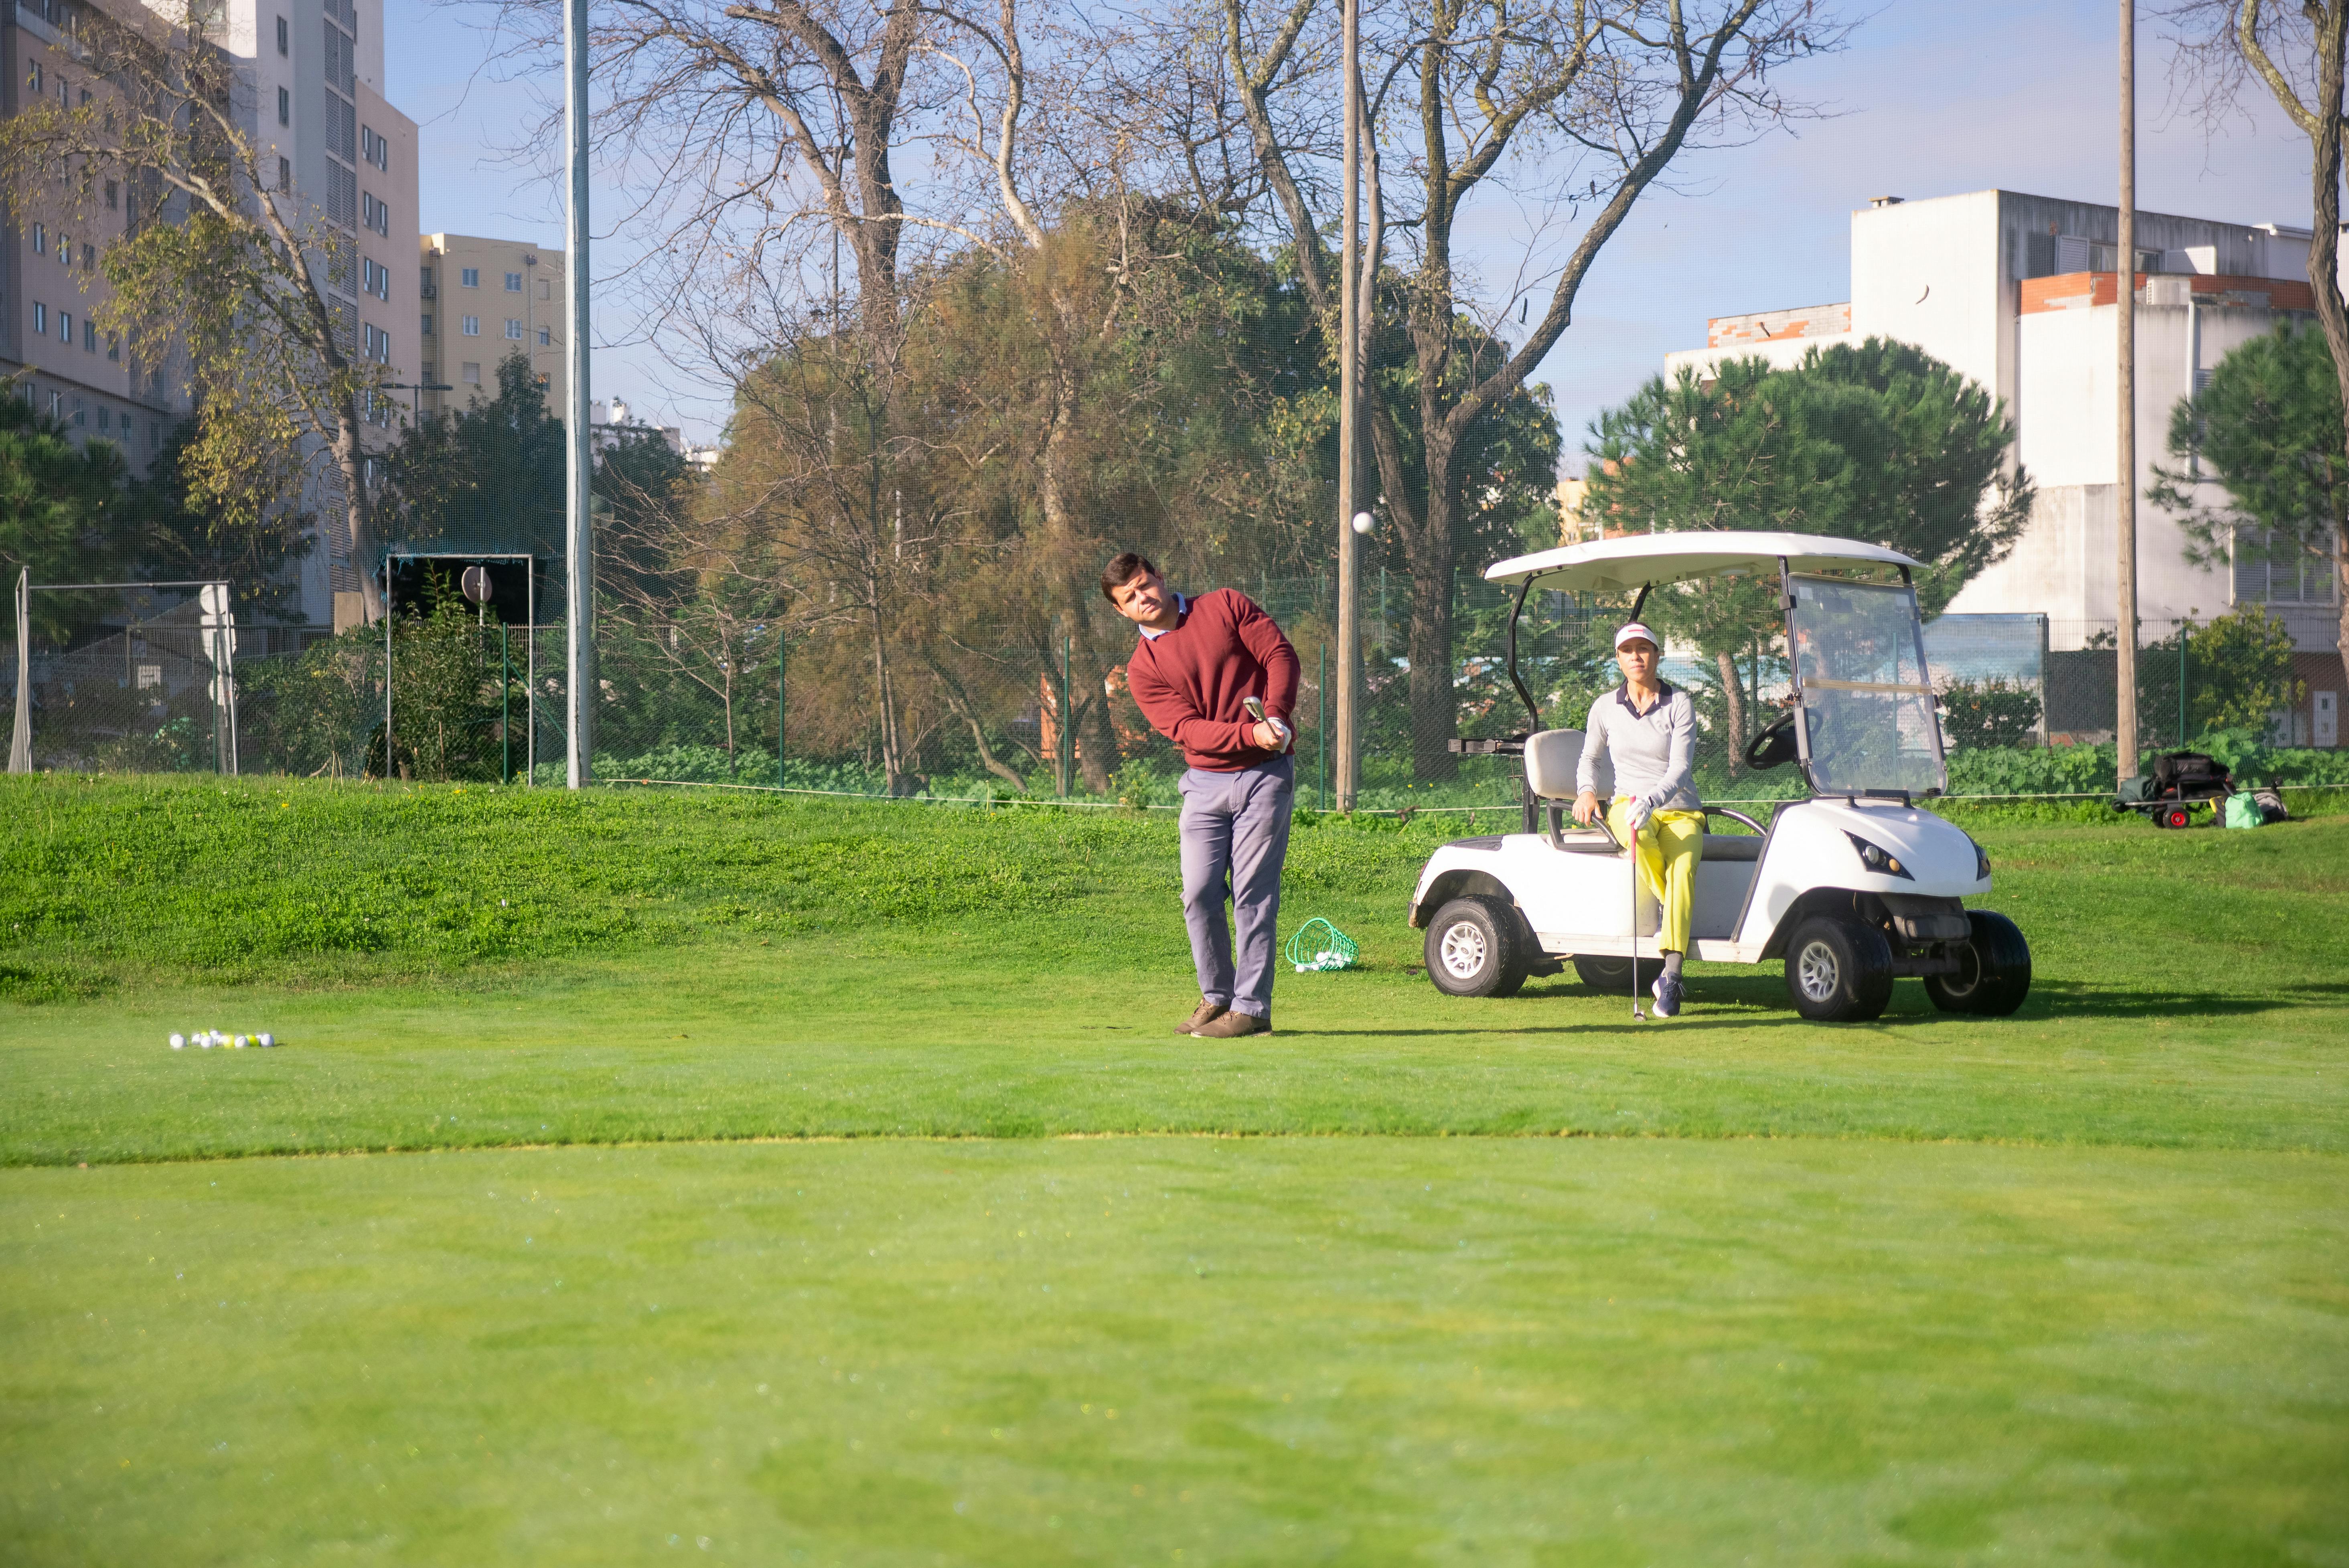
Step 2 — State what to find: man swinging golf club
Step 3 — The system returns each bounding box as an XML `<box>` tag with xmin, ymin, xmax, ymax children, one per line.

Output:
<box><xmin>1103</xmin><ymin>552</ymin><xmax>1299</xmax><ymax>1039</ymax></box>
<box><xmin>1573</xmin><ymin>622</ymin><xmax>1703</xmax><ymax>1018</ymax></box>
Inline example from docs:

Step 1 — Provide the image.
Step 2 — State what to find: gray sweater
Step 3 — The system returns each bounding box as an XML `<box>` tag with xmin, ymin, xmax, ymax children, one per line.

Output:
<box><xmin>1577</xmin><ymin>682</ymin><xmax>1700</xmax><ymax>812</ymax></box>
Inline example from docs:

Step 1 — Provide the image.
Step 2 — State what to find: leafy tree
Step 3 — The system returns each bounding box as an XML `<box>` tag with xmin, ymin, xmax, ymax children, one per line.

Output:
<box><xmin>2188</xmin><ymin>604</ymin><xmax>2307</xmax><ymax>733</ymax></box>
<box><xmin>0</xmin><ymin>2</ymin><xmax>395</xmax><ymax>616</ymax></box>
<box><xmin>1582</xmin><ymin>338</ymin><xmax>2033</xmax><ymax>765</ymax></box>
<box><xmin>0</xmin><ymin>393</ymin><xmax>123</xmax><ymax>638</ymax></box>
<box><xmin>2155</xmin><ymin>3</ymin><xmax>2349</xmax><ymax>695</ymax></box>
<box><xmin>2150</xmin><ymin>322</ymin><xmax>2346</xmax><ymax>693</ymax></box>
<box><xmin>387</xmin><ymin>356</ymin><xmax>568</xmax><ymax>561</ymax></box>
<box><xmin>119</xmin><ymin>420</ymin><xmax>315</xmax><ymax>624</ymax></box>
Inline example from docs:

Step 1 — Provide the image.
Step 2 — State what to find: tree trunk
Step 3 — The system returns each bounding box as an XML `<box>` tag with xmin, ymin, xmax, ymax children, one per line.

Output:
<box><xmin>1716</xmin><ymin>649</ymin><xmax>1747</xmax><ymax>778</ymax></box>
<box><xmin>2307</xmin><ymin>6</ymin><xmax>2349</xmax><ymax>695</ymax></box>
<box><xmin>1403</xmin><ymin>476</ymin><xmax>1458</xmax><ymax>782</ymax></box>
<box><xmin>332</xmin><ymin>409</ymin><xmax>379</xmax><ymax>620</ymax></box>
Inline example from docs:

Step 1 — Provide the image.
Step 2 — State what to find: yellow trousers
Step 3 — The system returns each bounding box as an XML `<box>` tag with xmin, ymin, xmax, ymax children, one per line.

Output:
<box><xmin>1606</xmin><ymin>800</ymin><xmax>1705</xmax><ymax>955</ymax></box>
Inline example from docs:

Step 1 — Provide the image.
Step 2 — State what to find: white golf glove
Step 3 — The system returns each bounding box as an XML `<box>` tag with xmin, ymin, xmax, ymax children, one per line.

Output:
<box><xmin>1624</xmin><ymin>794</ymin><xmax>1656</xmax><ymax>832</ymax></box>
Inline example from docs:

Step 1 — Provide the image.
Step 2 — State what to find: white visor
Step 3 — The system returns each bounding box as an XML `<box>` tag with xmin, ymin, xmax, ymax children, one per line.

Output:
<box><xmin>1613</xmin><ymin>622</ymin><xmax>1659</xmax><ymax>650</ymax></box>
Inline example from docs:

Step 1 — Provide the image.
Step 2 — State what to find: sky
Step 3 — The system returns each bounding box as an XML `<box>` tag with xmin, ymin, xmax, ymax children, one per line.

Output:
<box><xmin>383</xmin><ymin>0</ymin><xmax>2316</xmax><ymax>458</ymax></box>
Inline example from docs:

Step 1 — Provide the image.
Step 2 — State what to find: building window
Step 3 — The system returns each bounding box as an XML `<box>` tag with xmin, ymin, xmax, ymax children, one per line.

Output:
<box><xmin>361</xmin><ymin>192</ymin><xmax>389</xmax><ymax>237</ymax></box>
<box><xmin>538</xmin><ymin>326</ymin><xmax>551</xmax><ymax>346</ymax></box>
<box><xmin>461</xmin><ymin>361</ymin><xmax>481</xmax><ymax>384</ymax></box>
<box><xmin>98</xmin><ymin>406</ymin><xmax>110</xmax><ymax>430</ymax></box>
<box><xmin>48</xmin><ymin>391</ymin><xmax>62</xmax><ymax>419</ymax></box>
<box><xmin>2236</xmin><ymin>527</ymin><xmax>2338</xmax><ymax>607</ymax></box>
<box><xmin>73</xmin><ymin>397</ymin><xmax>85</xmax><ymax>427</ymax></box>
<box><xmin>107</xmin><ymin>335</ymin><xmax>120</xmax><ymax>362</ymax></box>
<box><xmin>59</xmin><ymin>311</ymin><xmax>72</xmax><ymax>343</ymax></box>
<box><xmin>26</xmin><ymin>63</ymin><xmax>41</xmax><ymax>94</ymax></box>
<box><xmin>539</xmin><ymin>279</ymin><xmax>551</xmax><ymax>300</ymax></box>
<box><xmin>105</xmin><ymin>180</ymin><xmax>118</xmax><ymax>211</ymax></box>
<box><xmin>32</xmin><ymin>224</ymin><xmax>44</xmax><ymax>255</ymax></box>
<box><xmin>461</xmin><ymin>315</ymin><xmax>480</xmax><ymax>336</ymax></box>
<box><xmin>361</xmin><ymin>126</ymin><xmax>387</xmax><ymax>170</ymax></box>
<box><xmin>363</xmin><ymin>322</ymin><xmax>391</xmax><ymax>363</ymax></box>
<box><xmin>279</xmin><ymin>156</ymin><xmax>292</xmax><ymax>192</ymax></box>
<box><xmin>505</xmin><ymin>318</ymin><xmax>523</xmax><ymax>340</ymax></box>
<box><xmin>421</xmin><ymin>312</ymin><xmax>433</xmax><ymax>336</ymax></box>
<box><xmin>83</xmin><ymin>319</ymin><xmax>96</xmax><ymax>352</ymax></box>
<box><xmin>278</xmin><ymin>15</ymin><xmax>289</xmax><ymax>53</ymax></box>
<box><xmin>504</xmin><ymin>272</ymin><xmax>523</xmax><ymax>292</ymax></box>
<box><xmin>461</xmin><ymin>267</ymin><xmax>480</xmax><ymax>288</ymax></box>
<box><xmin>82</xmin><ymin>244</ymin><xmax>94</xmax><ymax>270</ymax></box>
<box><xmin>279</xmin><ymin>85</ymin><xmax>290</xmax><ymax>125</ymax></box>
<box><xmin>32</xmin><ymin>303</ymin><xmax>45</xmax><ymax>334</ymax></box>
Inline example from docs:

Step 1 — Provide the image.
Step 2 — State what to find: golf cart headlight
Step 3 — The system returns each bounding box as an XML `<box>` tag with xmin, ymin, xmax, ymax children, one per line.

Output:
<box><xmin>1844</xmin><ymin>831</ymin><xmax>1913</xmax><ymax>881</ymax></box>
<box><xmin>1971</xmin><ymin>839</ymin><xmax>1991</xmax><ymax>881</ymax></box>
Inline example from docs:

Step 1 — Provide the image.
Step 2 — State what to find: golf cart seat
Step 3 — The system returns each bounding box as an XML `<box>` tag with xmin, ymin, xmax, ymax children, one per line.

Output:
<box><xmin>1524</xmin><ymin>728</ymin><xmax>1767</xmax><ymax>860</ymax></box>
<box><xmin>1524</xmin><ymin>729</ymin><xmax>1619</xmax><ymax>853</ymax></box>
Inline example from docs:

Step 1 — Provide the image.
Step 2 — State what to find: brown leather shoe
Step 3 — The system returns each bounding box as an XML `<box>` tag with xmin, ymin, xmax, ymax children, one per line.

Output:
<box><xmin>1190</xmin><ymin>1009</ymin><xmax>1270</xmax><ymax>1039</ymax></box>
<box><xmin>1176</xmin><ymin>999</ymin><xmax>1228</xmax><ymax>1035</ymax></box>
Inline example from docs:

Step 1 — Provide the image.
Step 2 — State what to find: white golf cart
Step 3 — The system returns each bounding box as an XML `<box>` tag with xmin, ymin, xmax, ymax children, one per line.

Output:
<box><xmin>1408</xmin><ymin>532</ymin><xmax>2030</xmax><ymax>1023</ymax></box>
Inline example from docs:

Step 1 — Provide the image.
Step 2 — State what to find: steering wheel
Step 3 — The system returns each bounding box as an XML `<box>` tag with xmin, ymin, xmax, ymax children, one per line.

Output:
<box><xmin>1745</xmin><ymin>710</ymin><xmax>1799</xmax><ymax>771</ymax></box>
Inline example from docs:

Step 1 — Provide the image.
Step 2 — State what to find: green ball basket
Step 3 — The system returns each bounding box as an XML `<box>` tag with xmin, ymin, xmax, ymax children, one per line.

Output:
<box><xmin>1285</xmin><ymin>917</ymin><xmax>1360</xmax><ymax>972</ymax></box>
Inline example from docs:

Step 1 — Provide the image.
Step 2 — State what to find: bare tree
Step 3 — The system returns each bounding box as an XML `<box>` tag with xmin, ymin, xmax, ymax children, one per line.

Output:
<box><xmin>1218</xmin><ymin>0</ymin><xmax>1839</xmax><ymax>775</ymax></box>
<box><xmin>2157</xmin><ymin>0</ymin><xmax>2349</xmax><ymax>688</ymax></box>
<box><xmin>0</xmin><ymin>0</ymin><xmax>391</xmax><ymax>614</ymax></box>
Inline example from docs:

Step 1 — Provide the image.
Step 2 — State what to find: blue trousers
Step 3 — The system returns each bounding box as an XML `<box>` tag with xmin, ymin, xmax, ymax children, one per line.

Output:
<box><xmin>1178</xmin><ymin>755</ymin><xmax>1294</xmax><ymax>1017</ymax></box>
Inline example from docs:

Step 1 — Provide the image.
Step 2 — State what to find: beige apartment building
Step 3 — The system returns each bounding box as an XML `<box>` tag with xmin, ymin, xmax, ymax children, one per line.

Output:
<box><xmin>420</xmin><ymin>234</ymin><xmax>565</xmax><ymax>421</ymax></box>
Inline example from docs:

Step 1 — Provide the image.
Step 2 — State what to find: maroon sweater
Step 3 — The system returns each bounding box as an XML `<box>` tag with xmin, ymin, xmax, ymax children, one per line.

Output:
<box><xmin>1126</xmin><ymin>589</ymin><xmax>1301</xmax><ymax>771</ymax></box>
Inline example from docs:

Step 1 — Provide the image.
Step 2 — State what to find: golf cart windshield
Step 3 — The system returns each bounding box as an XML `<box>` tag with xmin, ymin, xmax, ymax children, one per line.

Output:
<box><xmin>1788</xmin><ymin>575</ymin><xmax>1946</xmax><ymax>797</ymax></box>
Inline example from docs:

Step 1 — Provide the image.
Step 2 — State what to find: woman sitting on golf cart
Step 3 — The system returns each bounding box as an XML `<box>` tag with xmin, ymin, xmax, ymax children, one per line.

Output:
<box><xmin>1572</xmin><ymin>623</ymin><xmax>1702</xmax><ymax>1017</ymax></box>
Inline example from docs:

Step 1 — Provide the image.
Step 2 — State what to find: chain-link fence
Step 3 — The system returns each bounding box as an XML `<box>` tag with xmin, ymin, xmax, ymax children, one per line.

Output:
<box><xmin>51</xmin><ymin>563</ymin><xmax>2317</xmax><ymax>808</ymax></box>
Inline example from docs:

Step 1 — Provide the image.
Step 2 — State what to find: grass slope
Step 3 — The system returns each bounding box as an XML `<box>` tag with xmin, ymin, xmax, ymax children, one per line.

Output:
<box><xmin>2</xmin><ymin>776</ymin><xmax>2346</xmax><ymax>1164</ymax></box>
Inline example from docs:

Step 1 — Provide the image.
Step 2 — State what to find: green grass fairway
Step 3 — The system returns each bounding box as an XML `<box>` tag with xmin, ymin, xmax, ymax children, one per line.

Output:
<box><xmin>3</xmin><ymin>777</ymin><xmax>2347</xmax><ymax>1562</ymax></box>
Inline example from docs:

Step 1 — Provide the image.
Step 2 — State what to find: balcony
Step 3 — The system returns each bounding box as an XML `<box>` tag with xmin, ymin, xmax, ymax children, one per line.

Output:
<box><xmin>420</xmin><ymin>282</ymin><xmax>438</xmax><ymax>300</ymax></box>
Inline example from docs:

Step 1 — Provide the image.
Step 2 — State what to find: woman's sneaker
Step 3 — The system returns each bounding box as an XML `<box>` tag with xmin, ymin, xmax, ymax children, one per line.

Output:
<box><xmin>1651</xmin><ymin>974</ymin><xmax>1683</xmax><ymax>1018</ymax></box>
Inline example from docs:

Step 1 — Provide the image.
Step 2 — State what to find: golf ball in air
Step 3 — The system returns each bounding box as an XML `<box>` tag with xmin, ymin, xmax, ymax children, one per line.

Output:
<box><xmin>170</xmin><ymin>1034</ymin><xmax>186</xmax><ymax>1049</ymax></box>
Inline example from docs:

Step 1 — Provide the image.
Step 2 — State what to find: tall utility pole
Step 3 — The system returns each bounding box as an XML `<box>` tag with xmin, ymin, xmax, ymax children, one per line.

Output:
<box><xmin>1333</xmin><ymin>0</ymin><xmax>1362</xmax><ymax>810</ymax></box>
<box><xmin>564</xmin><ymin>0</ymin><xmax>594</xmax><ymax>788</ymax></box>
<box><xmin>2116</xmin><ymin>0</ymin><xmax>2140</xmax><ymax>779</ymax></box>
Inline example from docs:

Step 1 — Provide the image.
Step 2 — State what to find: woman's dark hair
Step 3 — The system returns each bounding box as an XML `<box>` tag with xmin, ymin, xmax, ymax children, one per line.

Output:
<box><xmin>1098</xmin><ymin>551</ymin><xmax>1157</xmax><ymax>602</ymax></box>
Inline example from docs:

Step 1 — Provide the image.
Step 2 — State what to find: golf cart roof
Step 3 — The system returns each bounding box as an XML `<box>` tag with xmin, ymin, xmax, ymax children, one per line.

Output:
<box><xmin>1484</xmin><ymin>531</ymin><xmax>1920</xmax><ymax>594</ymax></box>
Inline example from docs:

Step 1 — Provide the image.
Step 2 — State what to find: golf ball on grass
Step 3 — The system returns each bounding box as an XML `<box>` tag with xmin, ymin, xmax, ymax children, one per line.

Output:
<box><xmin>258</xmin><ymin>1033</ymin><xmax>275</xmax><ymax>1048</ymax></box>
<box><xmin>169</xmin><ymin>1034</ymin><xmax>185</xmax><ymax>1049</ymax></box>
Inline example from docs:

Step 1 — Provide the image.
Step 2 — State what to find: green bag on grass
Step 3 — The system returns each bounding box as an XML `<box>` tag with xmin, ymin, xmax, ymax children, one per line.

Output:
<box><xmin>2223</xmin><ymin>793</ymin><xmax>2265</xmax><ymax>830</ymax></box>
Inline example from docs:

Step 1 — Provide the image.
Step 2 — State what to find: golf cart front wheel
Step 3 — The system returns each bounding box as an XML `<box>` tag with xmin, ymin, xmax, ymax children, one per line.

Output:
<box><xmin>1782</xmin><ymin>915</ymin><xmax>1894</xmax><ymax>1023</ymax></box>
<box><xmin>2163</xmin><ymin>805</ymin><xmax>2194</xmax><ymax>829</ymax></box>
<box><xmin>1424</xmin><ymin>895</ymin><xmax>1531</xmax><ymax>999</ymax></box>
<box><xmin>1924</xmin><ymin>911</ymin><xmax>2033</xmax><ymax>1017</ymax></box>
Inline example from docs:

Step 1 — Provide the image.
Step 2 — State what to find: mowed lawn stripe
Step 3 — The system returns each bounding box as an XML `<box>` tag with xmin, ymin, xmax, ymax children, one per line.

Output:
<box><xmin>2</xmin><ymin>1137</ymin><xmax>2341</xmax><ymax>1565</ymax></box>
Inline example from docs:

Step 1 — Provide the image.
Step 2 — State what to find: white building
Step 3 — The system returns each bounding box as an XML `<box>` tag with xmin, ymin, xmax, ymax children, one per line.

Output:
<box><xmin>1662</xmin><ymin>190</ymin><xmax>2334</xmax><ymax>672</ymax></box>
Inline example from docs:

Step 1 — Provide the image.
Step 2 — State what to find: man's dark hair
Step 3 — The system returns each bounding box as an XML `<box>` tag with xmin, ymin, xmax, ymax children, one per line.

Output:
<box><xmin>1099</xmin><ymin>551</ymin><xmax>1157</xmax><ymax>602</ymax></box>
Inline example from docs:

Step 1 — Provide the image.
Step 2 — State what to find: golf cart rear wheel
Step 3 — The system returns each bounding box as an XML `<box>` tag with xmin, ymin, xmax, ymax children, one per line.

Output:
<box><xmin>1424</xmin><ymin>895</ymin><xmax>1530</xmax><ymax>999</ymax></box>
<box><xmin>2164</xmin><ymin>805</ymin><xmax>2194</xmax><ymax>829</ymax></box>
<box><xmin>1782</xmin><ymin>914</ymin><xmax>1894</xmax><ymax>1023</ymax></box>
<box><xmin>1571</xmin><ymin>954</ymin><xmax>1638</xmax><ymax>994</ymax></box>
<box><xmin>1924</xmin><ymin>910</ymin><xmax>2032</xmax><ymax>1017</ymax></box>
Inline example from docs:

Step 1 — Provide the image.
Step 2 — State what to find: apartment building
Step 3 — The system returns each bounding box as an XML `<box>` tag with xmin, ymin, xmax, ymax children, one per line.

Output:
<box><xmin>4</xmin><ymin>0</ymin><xmax>420</xmax><ymax>632</ymax></box>
<box><xmin>2</xmin><ymin>0</ymin><xmax>184</xmax><ymax>463</ymax></box>
<box><xmin>421</xmin><ymin>234</ymin><xmax>565</xmax><ymax>421</ymax></box>
<box><xmin>1661</xmin><ymin>188</ymin><xmax>2337</xmax><ymax>741</ymax></box>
